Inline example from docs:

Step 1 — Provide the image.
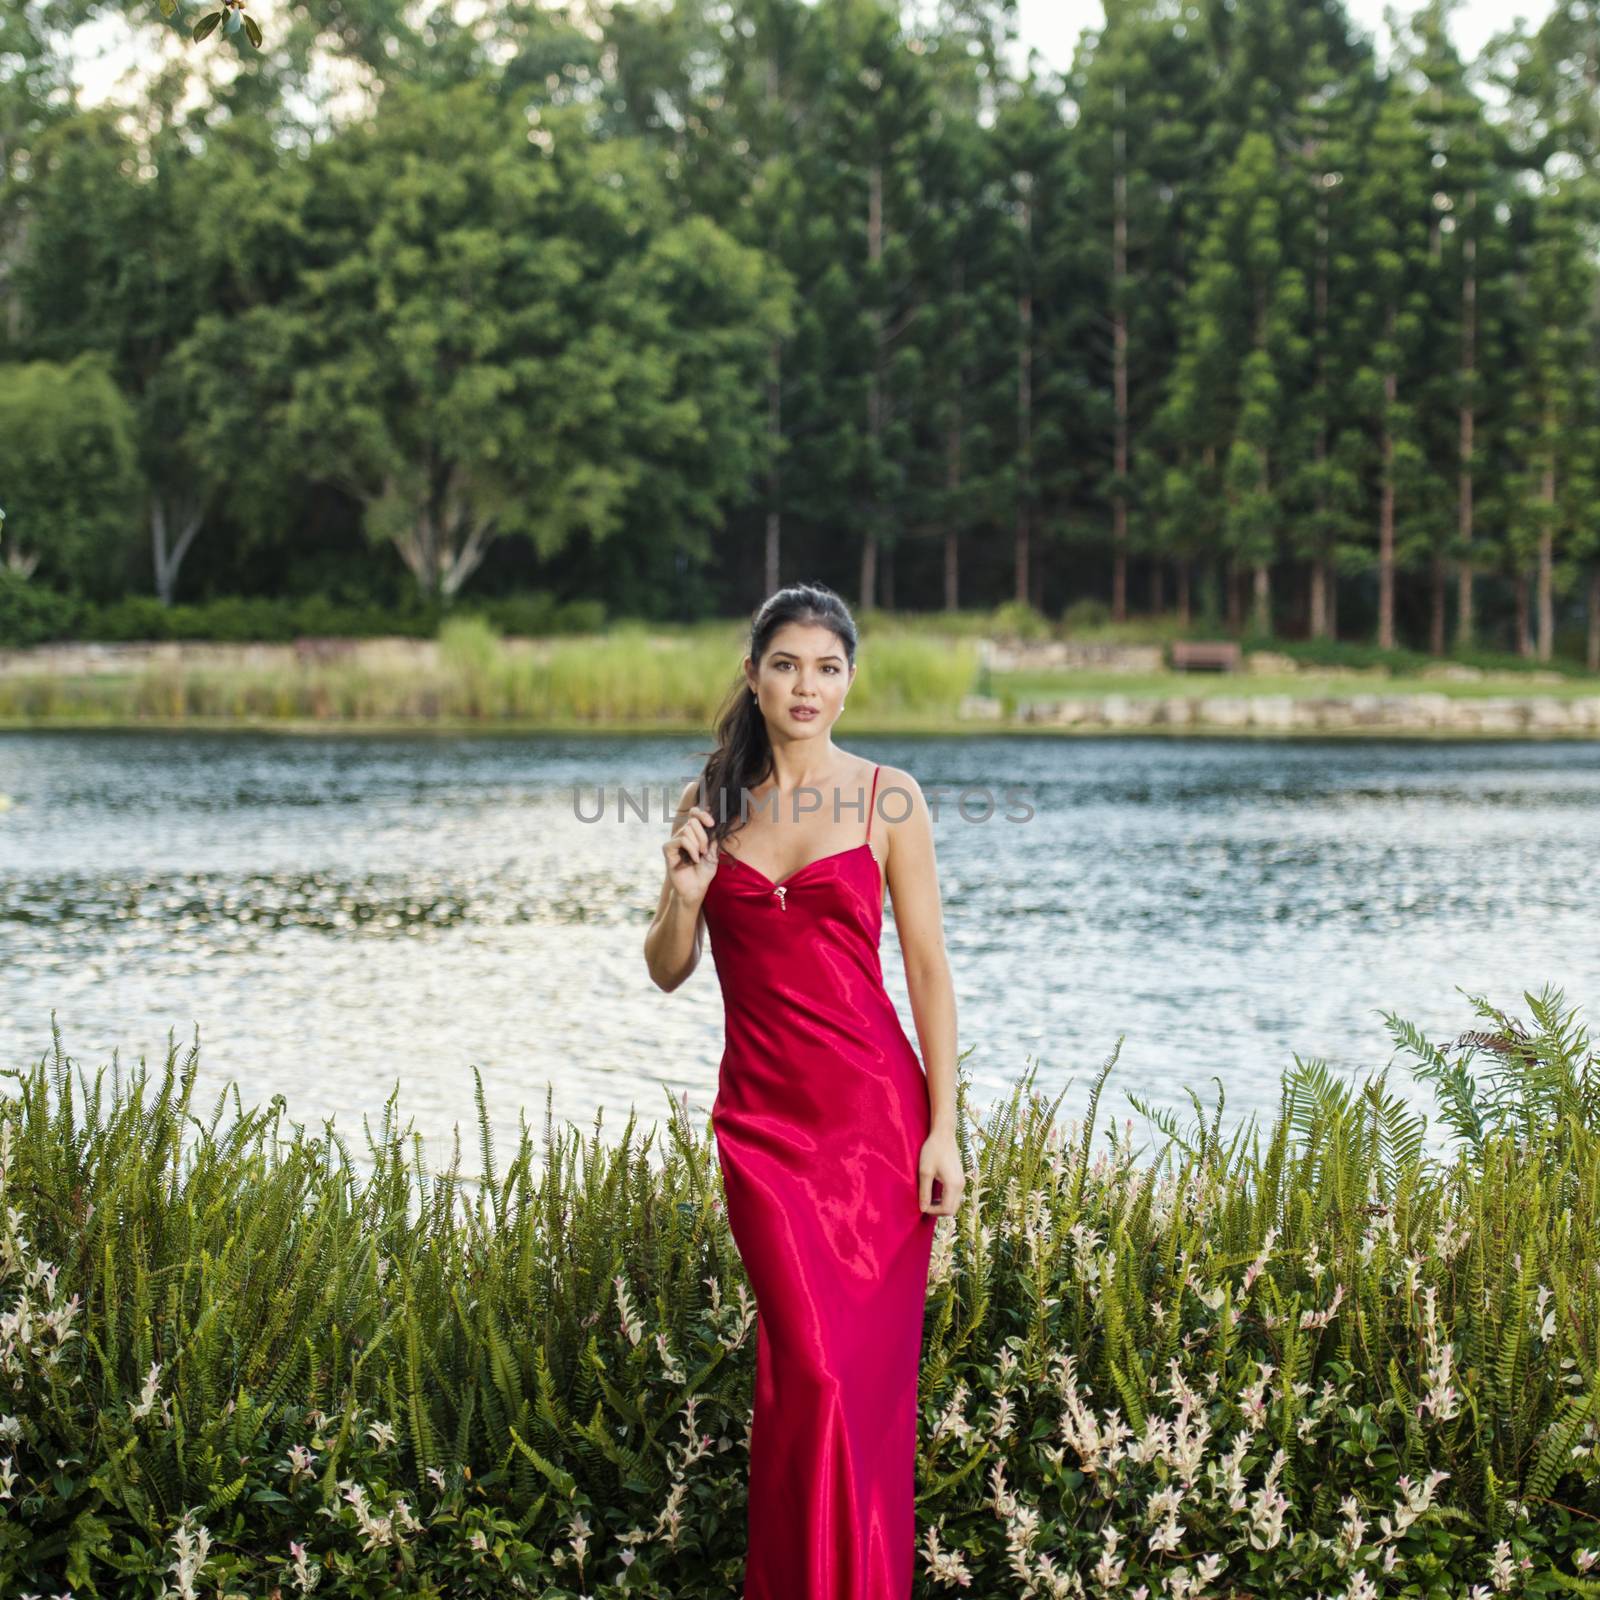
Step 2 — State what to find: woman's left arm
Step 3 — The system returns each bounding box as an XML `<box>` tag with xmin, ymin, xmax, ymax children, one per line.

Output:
<box><xmin>879</xmin><ymin>767</ymin><xmax>964</xmax><ymax>1217</ymax></box>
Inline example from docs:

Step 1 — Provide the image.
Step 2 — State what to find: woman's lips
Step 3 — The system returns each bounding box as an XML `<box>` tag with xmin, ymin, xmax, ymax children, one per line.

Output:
<box><xmin>790</xmin><ymin>707</ymin><xmax>818</xmax><ymax>719</ymax></box>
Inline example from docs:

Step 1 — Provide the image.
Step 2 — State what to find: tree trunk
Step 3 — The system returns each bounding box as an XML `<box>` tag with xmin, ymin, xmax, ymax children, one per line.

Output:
<box><xmin>438</xmin><ymin>515</ymin><xmax>493</xmax><ymax>599</ymax></box>
<box><xmin>1588</xmin><ymin>567</ymin><xmax>1600</xmax><ymax>673</ymax></box>
<box><xmin>1311</xmin><ymin>184</ymin><xmax>1331</xmax><ymax>641</ymax></box>
<box><xmin>150</xmin><ymin>493</ymin><xmax>205</xmax><ymax>607</ymax></box>
<box><xmin>437</xmin><ymin>465</ymin><xmax>493</xmax><ymax>598</ymax></box>
<box><xmin>1378</xmin><ymin>308</ymin><xmax>1397</xmax><ymax>651</ymax></box>
<box><xmin>0</xmin><ymin>206</ymin><xmax>29</xmax><ymax>346</ymax></box>
<box><xmin>862</xmin><ymin>160</ymin><xmax>885</xmax><ymax>612</ymax></box>
<box><xmin>1252</xmin><ymin>563</ymin><xmax>1270</xmax><ymax>636</ymax></box>
<box><xmin>1456</xmin><ymin>192</ymin><xmax>1477</xmax><ymax>650</ymax></box>
<box><xmin>1252</xmin><ymin>421</ymin><xmax>1272</xmax><ymax>637</ymax></box>
<box><xmin>944</xmin><ymin>417</ymin><xmax>961</xmax><ymax>613</ymax></box>
<box><xmin>1513</xmin><ymin>569</ymin><xmax>1532</xmax><ymax>657</ymax></box>
<box><xmin>1429</xmin><ymin>549</ymin><xmax>1446</xmax><ymax>657</ymax></box>
<box><xmin>1015</xmin><ymin>178</ymin><xmax>1033</xmax><ymax>608</ymax></box>
<box><xmin>1111</xmin><ymin>86</ymin><xmax>1130</xmax><ymax>624</ymax></box>
<box><xmin>1176</xmin><ymin>558</ymin><xmax>1191</xmax><ymax>626</ymax></box>
<box><xmin>944</xmin><ymin>258</ymin><xmax>964</xmax><ymax>614</ymax></box>
<box><xmin>1226</xmin><ymin>556</ymin><xmax>1242</xmax><ymax>632</ymax></box>
<box><xmin>1537</xmin><ymin>449</ymin><xmax>1556</xmax><ymax>663</ymax></box>
<box><xmin>1</xmin><ymin>531</ymin><xmax>38</xmax><ymax>579</ymax></box>
<box><xmin>1150</xmin><ymin>560</ymin><xmax>1164</xmax><ymax>616</ymax></box>
<box><xmin>764</xmin><ymin>338</ymin><xmax>782</xmax><ymax>596</ymax></box>
<box><xmin>388</xmin><ymin>469</ymin><xmax>438</xmax><ymax>598</ymax></box>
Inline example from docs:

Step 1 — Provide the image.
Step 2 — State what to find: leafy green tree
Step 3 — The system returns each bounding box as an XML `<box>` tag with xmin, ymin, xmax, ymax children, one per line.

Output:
<box><xmin>1343</xmin><ymin>84</ymin><xmax>1439</xmax><ymax>650</ymax></box>
<box><xmin>0</xmin><ymin>0</ymin><xmax>81</xmax><ymax>352</ymax></box>
<box><xmin>1161</xmin><ymin>128</ymin><xmax>1307</xmax><ymax>635</ymax></box>
<box><xmin>903</xmin><ymin>63</ymin><xmax>1014</xmax><ymax>610</ymax></box>
<box><xmin>603</xmin><ymin>0</ymin><xmax>820</xmax><ymax>600</ymax></box>
<box><xmin>1486</xmin><ymin>1</ymin><xmax>1600</xmax><ymax>661</ymax></box>
<box><xmin>175</xmin><ymin>82</ymin><xmax>788</xmax><ymax>602</ymax></box>
<box><xmin>1198</xmin><ymin>0</ymin><xmax>1371</xmax><ymax>150</ymax></box>
<box><xmin>807</xmin><ymin>0</ymin><xmax>938</xmax><ymax>610</ymax></box>
<box><xmin>1505</xmin><ymin>182</ymin><xmax>1600</xmax><ymax>662</ymax></box>
<box><xmin>1282</xmin><ymin>54</ymin><xmax>1377</xmax><ymax>640</ymax></box>
<box><xmin>1485</xmin><ymin>0</ymin><xmax>1600</xmax><ymax>197</ymax></box>
<box><xmin>9</xmin><ymin>108</ymin><xmax>228</xmax><ymax>605</ymax></box>
<box><xmin>984</xmin><ymin>74</ymin><xmax>1064</xmax><ymax>608</ymax></box>
<box><xmin>1397</xmin><ymin>0</ymin><xmax>1520</xmax><ymax>654</ymax></box>
<box><xmin>0</xmin><ymin>354</ymin><xmax>140</xmax><ymax>594</ymax></box>
<box><xmin>1066</xmin><ymin>0</ymin><xmax>1210</xmax><ymax>622</ymax></box>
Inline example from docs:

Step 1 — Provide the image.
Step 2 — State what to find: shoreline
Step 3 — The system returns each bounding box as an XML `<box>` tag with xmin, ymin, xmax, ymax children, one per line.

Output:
<box><xmin>3</xmin><ymin>712</ymin><xmax>1600</xmax><ymax>741</ymax></box>
<box><xmin>3</xmin><ymin>633</ymin><xmax>1598</xmax><ymax>739</ymax></box>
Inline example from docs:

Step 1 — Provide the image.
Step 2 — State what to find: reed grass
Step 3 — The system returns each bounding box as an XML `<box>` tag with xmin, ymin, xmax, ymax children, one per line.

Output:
<box><xmin>1</xmin><ymin>986</ymin><xmax>1598</xmax><ymax>1596</ymax></box>
<box><xmin>0</xmin><ymin>618</ymin><xmax>981</xmax><ymax>729</ymax></box>
<box><xmin>3</xmin><ymin>609</ymin><xmax>1594</xmax><ymax>731</ymax></box>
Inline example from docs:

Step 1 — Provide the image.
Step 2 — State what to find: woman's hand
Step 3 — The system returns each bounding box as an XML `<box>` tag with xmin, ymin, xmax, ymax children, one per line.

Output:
<box><xmin>918</xmin><ymin>1126</ymin><xmax>964</xmax><ymax>1216</ymax></box>
<box><xmin>665</xmin><ymin>804</ymin><xmax>720</xmax><ymax>908</ymax></box>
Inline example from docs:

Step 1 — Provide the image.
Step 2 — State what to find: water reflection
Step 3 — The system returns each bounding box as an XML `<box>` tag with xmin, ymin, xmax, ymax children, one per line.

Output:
<box><xmin>2</xmin><ymin>729</ymin><xmax>1596</xmax><ymax>1176</ymax></box>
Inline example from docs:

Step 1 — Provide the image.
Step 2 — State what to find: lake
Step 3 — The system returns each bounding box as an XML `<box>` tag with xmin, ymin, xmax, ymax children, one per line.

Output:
<box><xmin>2</xmin><ymin>729</ymin><xmax>1596</xmax><ymax>1172</ymax></box>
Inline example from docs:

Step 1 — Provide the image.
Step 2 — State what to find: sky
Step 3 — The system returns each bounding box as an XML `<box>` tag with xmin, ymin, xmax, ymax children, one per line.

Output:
<box><xmin>1012</xmin><ymin>0</ymin><xmax>1551</xmax><ymax>73</ymax></box>
<box><xmin>67</xmin><ymin>0</ymin><xmax>1558</xmax><ymax>113</ymax></box>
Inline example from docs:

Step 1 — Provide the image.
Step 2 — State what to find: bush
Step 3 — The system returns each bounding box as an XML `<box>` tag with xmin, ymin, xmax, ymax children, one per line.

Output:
<box><xmin>1059</xmin><ymin>596</ymin><xmax>1112</xmax><ymax>633</ymax></box>
<box><xmin>3</xmin><ymin>987</ymin><xmax>1599</xmax><ymax>1595</ymax></box>
<box><xmin>476</xmin><ymin>593</ymin><xmax>607</xmax><ymax>636</ymax></box>
<box><xmin>1251</xmin><ymin>635</ymin><xmax>1592</xmax><ymax>679</ymax></box>
<box><xmin>0</xmin><ymin>570</ymin><xmax>80</xmax><ymax>648</ymax></box>
<box><xmin>991</xmin><ymin>598</ymin><xmax>1053</xmax><ymax>642</ymax></box>
<box><xmin>55</xmin><ymin>591</ymin><xmax>598</xmax><ymax>645</ymax></box>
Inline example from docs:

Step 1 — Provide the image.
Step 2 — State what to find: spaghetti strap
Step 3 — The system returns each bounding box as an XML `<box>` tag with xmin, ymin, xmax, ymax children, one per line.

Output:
<box><xmin>865</xmin><ymin>763</ymin><xmax>880</xmax><ymax>847</ymax></box>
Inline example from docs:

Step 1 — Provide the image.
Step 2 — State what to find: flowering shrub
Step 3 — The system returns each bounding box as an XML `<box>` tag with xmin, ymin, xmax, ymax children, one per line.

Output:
<box><xmin>0</xmin><ymin>986</ymin><xmax>1597</xmax><ymax>1596</ymax></box>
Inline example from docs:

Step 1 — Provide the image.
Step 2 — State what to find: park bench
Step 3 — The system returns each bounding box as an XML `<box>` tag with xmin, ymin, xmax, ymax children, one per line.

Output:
<box><xmin>1169</xmin><ymin>640</ymin><xmax>1241</xmax><ymax>672</ymax></box>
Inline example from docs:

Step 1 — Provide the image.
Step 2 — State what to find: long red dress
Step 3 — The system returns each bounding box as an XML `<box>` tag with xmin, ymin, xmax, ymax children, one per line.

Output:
<box><xmin>704</xmin><ymin>763</ymin><xmax>937</xmax><ymax>1600</ymax></box>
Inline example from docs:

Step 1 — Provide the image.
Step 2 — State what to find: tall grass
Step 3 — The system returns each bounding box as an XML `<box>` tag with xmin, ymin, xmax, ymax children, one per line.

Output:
<box><xmin>0</xmin><ymin>620</ymin><xmax>981</xmax><ymax>728</ymax></box>
<box><xmin>4</xmin><ymin>603</ymin><xmax>1595</xmax><ymax>730</ymax></box>
<box><xmin>2</xmin><ymin>988</ymin><xmax>1599</xmax><ymax>1596</ymax></box>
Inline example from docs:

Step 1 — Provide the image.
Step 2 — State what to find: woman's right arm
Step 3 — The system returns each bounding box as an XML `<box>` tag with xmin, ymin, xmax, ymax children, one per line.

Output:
<box><xmin>644</xmin><ymin>778</ymin><xmax>720</xmax><ymax>992</ymax></box>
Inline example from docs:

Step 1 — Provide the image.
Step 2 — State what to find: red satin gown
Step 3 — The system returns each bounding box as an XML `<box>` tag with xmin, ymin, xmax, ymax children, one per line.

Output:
<box><xmin>703</xmin><ymin>763</ymin><xmax>937</xmax><ymax>1600</ymax></box>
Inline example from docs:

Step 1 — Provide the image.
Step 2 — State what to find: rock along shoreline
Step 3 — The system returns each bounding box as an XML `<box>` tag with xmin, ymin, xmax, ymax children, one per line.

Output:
<box><xmin>959</xmin><ymin>690</ymin><xmax>1600</xmax><ymax>736</ymax></box>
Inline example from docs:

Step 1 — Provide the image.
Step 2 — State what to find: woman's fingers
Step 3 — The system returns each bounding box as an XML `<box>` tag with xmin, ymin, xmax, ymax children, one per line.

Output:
<box><xmin>667</xmin><ymin>805</ymin><xmax>720</xmax><ymax>871</ymax></box>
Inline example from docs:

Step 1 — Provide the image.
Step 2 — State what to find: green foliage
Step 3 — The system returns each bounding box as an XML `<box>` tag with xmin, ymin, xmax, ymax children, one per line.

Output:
<box><xmin>0</xmin><ymin>623</ymin><xmax>978</xmax><ymax>726</ymax></box>
<box><xmin>0</xmin><ymin>355</ymin><xmax>141</xmax><ymax>598</ymax></box>
<box><xmin>1385</xmin><ymin>982</ymin><xmax>1600</xmax><ymax>1157</ymax></box>
<box><xmin>4</xmin><ymin>989</ymin><xmax>1600</xmax><ymax>1593</ymax></box>
<box><xmin>988</xmin><ymin>600</ymin><xmax>1051</xmax><ymax>642</ymax></box>
<box><xmin>2</xmin><ymin>591</ymin><xmax>604</xmax><ymax>647</ymax></box>
<box><xmin>7</xmin><ymin>0</ymin><xmax>1600</xmax><ymax>658</ymax></box>
<box><xmin>1059</xmin><ymin>597</ymin><xmax>1113</xmax><ymax>634</ymax></box>
<box><xmin>0</xmin><ymin>569</ymin><xmax>80</xmax><ymax>648</ymax></box>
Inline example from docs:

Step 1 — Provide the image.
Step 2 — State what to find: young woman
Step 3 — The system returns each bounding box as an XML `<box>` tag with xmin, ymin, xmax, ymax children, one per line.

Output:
<box><xmin>644</xmin><ymin>583</ymin><xmax>963</xmax><ymax>1600</ymax></box>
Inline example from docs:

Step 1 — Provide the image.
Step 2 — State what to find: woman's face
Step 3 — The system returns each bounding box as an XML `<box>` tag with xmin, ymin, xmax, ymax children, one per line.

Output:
<box><xmin>747</xmin><ymin>622</ymin><xmax>855</xmax><ymax>736</ymax></box>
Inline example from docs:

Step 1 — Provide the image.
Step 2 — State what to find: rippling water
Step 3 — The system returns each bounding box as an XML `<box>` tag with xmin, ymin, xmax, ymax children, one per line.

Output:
<box><xmin>2</xmin><ymin>729</ymin><xmax>1596</xmax><ymax>1172</ymax></box>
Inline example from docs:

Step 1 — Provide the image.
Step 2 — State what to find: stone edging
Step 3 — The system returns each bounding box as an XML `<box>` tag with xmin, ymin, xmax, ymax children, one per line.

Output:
<box><xmin>960</xmin><ymin>692</ymin><xmax>1600</xmax><ymax>734</ymax></box>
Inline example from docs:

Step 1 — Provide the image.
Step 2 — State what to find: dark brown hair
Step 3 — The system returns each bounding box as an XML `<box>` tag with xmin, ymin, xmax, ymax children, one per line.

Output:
<box><xmin>694</xmin><ymin>583</ymin><xmax>860</xmax><ymax>847</ymax></box>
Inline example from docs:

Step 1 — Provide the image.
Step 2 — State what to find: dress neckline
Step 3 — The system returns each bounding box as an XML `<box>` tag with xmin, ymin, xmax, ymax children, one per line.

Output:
<box><xmin>720</xmin><ymin>840</ymin><xmax>880</xmax><ymax>893</ymax></box>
